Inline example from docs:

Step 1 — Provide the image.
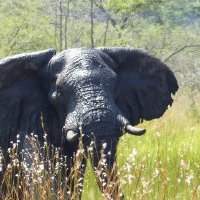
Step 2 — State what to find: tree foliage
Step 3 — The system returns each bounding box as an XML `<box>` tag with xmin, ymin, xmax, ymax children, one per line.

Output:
<box><xmin>0</xmin><ymin>0</ymin><xmax>54</xmax><ymax>56</ymax></box>
<box><xmin>104</xmin><ymin>0</ymin><xmax>146</xmax><ymax>13</ymax></box>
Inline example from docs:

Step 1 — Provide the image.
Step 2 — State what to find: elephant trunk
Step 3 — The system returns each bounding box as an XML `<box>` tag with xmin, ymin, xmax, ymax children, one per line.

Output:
<box><xmin>63</xmin><ymin>84</ymin><xmax>145</xmax><ymax>142</ymax></box>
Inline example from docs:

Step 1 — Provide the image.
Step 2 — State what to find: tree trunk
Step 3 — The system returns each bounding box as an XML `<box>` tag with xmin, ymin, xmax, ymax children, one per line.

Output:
<box><xmin>64</xmin><ymin>0</ymin><xmax>70</xmax><ymax>49</ymax></box>
<box><xmin>54</xmin><ymin>0</ymin><xmax>58</xmax><ymax>49</ymax></box>
<box><xmin>103</xmin><ymin>18</ymin><xmax>109</xmax><ymax>46</ymax></box>
<box><xmin>90</xmin><ymin>0</ymin><xmax>94</xmax><ymax>48</ymax></box>
<box><xmin>59</xmin><ymin>0</ymin><xmax>63</xmax><ymax>51</ymax></box>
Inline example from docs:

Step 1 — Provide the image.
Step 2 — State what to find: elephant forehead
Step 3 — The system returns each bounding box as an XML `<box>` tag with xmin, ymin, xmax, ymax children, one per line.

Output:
<box><xmin>58</xmin><ymin>66</ymin><xmax>116</xmax><ymax>88</ymax></box>
<box><xmin>62</xmin><ymin>49</ymin><xmax>110</xmax><ymax>70</ymax></box>
<box><xmin>50</xmin><ymin>48</ymin><xmax>114</xmax><ymax>76</ymax></box>
<box><xmin>55</xmin><ymin>48</ymin><xmax>99</xmax><ymax>64</ymax></box>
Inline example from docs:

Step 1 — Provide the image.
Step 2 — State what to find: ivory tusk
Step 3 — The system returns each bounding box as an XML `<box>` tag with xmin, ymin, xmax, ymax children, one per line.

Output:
<box><xmin>65</xmin><ymin>130</ymin><xmax>79</xmax><ymax>142</ymax></box>
<box><xmin>125</xmin><ymin>124</ymin><xmax>146</xmax><ymax>136</ymax></box>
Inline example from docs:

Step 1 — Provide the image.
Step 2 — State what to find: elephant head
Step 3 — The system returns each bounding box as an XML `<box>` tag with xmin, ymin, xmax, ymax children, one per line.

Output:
<box><xmin>0</xmin><ymin>47</ymin><xmax>178</xmax><ymax>148</ymax></box>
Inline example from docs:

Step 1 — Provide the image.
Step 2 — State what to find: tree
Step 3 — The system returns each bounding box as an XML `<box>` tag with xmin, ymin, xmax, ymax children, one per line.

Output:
<box><xmin>0</xmin><ymin>0</ymin><xmax>54</xmax><ymax>56</ymax></box>
<box><xmin>90</xmin><ymin>0</ymin><xmax>95</xmax><ymax>47</ymax></box>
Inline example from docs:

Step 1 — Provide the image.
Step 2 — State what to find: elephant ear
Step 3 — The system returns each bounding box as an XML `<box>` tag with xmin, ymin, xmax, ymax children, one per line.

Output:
<box><xmin>99</xmin><ymin>47</ymin><xmax>178</xmax><ymax>125</ymax></box>
<box><xmin>0</xmin><ymin>49</ymin><xmax>57</xmax><ymax>148</ymax></box>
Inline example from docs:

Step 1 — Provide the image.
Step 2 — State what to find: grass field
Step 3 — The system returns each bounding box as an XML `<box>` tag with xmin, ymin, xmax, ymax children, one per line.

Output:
<box><xmin>83</xmin><ymin>93</ymin><xmax>200</xmax><ymax>200</ymax></box>
<box><xmin>1</xmin><ymin>92</ymin><xmax>200</xmax><ymax>200</ymax></box>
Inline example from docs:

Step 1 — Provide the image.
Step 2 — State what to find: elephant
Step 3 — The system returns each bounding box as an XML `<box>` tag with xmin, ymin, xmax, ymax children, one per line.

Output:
<box><xmin>0</xmin><ymin>47</ymin><xmax>178</xmax><ymax>199</ymax></box>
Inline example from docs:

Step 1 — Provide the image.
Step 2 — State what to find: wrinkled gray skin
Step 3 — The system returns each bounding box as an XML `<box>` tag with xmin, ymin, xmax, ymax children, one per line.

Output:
<box><xmin>0</xmin><ymin>48</ymin><xmax>178</xmax><ymax>199</ymax></box>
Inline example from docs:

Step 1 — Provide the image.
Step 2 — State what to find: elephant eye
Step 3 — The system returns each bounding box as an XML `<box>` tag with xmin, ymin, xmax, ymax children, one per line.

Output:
<box><xmin>57</xmin><ymin>90</ymin><xmax>62</xmax><ymax>98</ymax></box>
<box><xmin>58</xmin><ymin>84</ymin><xmax>67</xmax><ymax>97</ymax></box>
<box><xmin>56</xmin><ymin>87</ymin><xmax>63</xmax><ymax>97</ymax></box>
<box><xmin>51</xmin><ymin>87</ymin><xmax>63</xmax><ymax>101</ymax></box>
